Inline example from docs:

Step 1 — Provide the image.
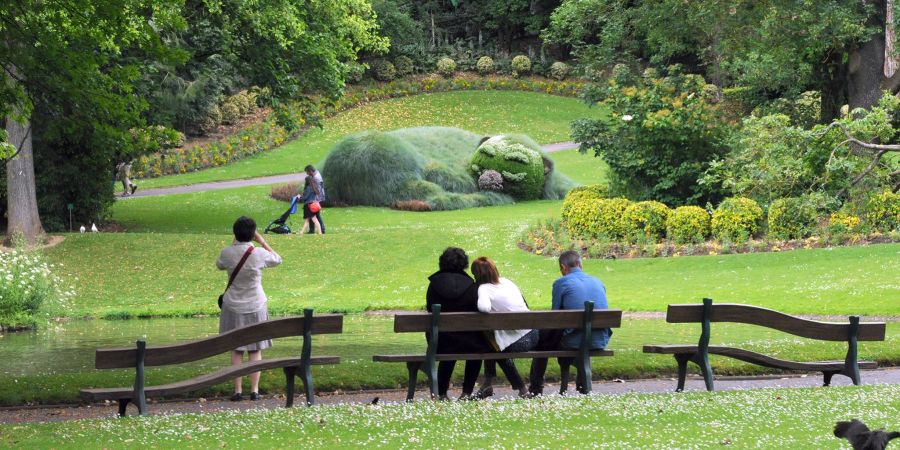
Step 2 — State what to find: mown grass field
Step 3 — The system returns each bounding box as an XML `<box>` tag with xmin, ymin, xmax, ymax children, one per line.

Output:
<box><xmin>3</xmin><ymin>384</ymin><xmax>898</xmax><ymax>448</ymax></box>
<box><xmin>140</xmin><ymin>90</ymin><xmax>604</xmax><ymax>189</ymax></box>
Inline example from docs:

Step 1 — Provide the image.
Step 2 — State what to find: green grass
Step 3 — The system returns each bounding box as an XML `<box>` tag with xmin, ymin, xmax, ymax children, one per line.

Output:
<box><xmin>46</xmin><ymin>183</ymin><xmax>900</xmax><ymax>318</ymax></box>
<box><xmin>3</xmin><ymin>384</ymin><xmax>898</xmax><ymax>448</ymax></box>
<box><xmin>1</xmin><ymin>314</ymin><xmax>896</xmax><ymax>405</ymax></box>
<box><xmin>140</xmin><ymin>91</ymin><xmax>603</xmax><ymax>189</ymax></box>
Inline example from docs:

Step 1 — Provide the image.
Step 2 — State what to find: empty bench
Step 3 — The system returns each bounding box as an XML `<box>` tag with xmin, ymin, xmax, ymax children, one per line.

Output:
<box><xmin>374</xmin><ymin>301</ymin><xmax>621</xmax><ymax>400</ymax></box>
<box><xmin>81</xmin><ymin>309</ymin><xmax>342</xmax><ymax>416</ymax></box>
<box><xmin>643</xmin><ymin>298</ymin><xmax>886</xmax><ymax>391</ymax></box>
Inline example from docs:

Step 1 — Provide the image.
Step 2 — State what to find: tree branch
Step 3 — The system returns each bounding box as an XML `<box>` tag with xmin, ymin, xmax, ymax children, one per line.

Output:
<box><xmin>815</xmin><ymin>122</ymin><xmax>900</xmax><ymax>152</ymax></box>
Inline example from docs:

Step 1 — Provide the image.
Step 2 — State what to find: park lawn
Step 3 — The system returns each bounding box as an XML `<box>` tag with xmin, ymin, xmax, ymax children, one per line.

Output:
<box><xmin>3</xmin><ymin>384</ymin><xmax>898</xmax><ymax>448</ymax></box>
<box><xmin>44</xmin><ymin>183</ymin><xmax>900</xmax><ymax>318</ymax></box>
<box><xmin>1</xmin><ymin>314</ymin><xmax>897</xmax><ymax>406</ymax></box>
<box><xmin>139</xmin><ymin>91</ymin><xmax>604</xmax><ymax>189</ymax></box>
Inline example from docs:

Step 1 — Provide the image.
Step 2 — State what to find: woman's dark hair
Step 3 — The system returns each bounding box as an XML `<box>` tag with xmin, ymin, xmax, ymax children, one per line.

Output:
<box><xmin>471</xmin><ymin>256</ymin><xmax>500</xmax><ymax>285</ymax></box>
<box><xmin>305</xmin><ymin>175</ymin><xmax>320</xmax><ymax>196</ymax></box>
<box><xmin>233</xmin><ymin>216</ymin><xmax>256</xmax><ymax>242</ymax></box>
<box><xmin>438</xmin><ymin>247</ymin><xmax>469</xmax><ymax>272</ymax></box>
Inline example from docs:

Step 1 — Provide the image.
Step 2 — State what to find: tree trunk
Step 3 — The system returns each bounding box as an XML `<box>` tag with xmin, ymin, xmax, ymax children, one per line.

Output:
<box><xmin>848</xmin><ymin>0</ymin><xmax>887</xmax><ymax>110</ymax></box>
<box><xmin>819</xmin><ymin>51</ymin><xmax>848</xmax><ymax>123</ymax></box>
<box><xmin>5</xmin><ymin>113</ymin><xmax>44</xmax><ymax>247</ymax></box>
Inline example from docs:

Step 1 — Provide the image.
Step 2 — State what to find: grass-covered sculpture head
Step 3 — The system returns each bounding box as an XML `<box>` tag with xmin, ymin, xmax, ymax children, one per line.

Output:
<box><xmin>322</xmin><ymin>127</ymin><xmax>573</xmax><ymax>210</ymax></box>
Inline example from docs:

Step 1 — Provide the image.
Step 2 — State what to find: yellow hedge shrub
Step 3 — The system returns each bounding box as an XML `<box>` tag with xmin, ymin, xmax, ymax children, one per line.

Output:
<box><xmin>711</xmin><ymin>197</ymin><xmax>763</xmax><ymax>242</ymax></box>
<box><xmin>624</xmin><ymin>200</ymin><xmax>670</xmax><ymax>242</ymax></box>
<box><xmin>595</xmin><ymin>197</ymin><xmax>633</xmax><ymax>239</ymax></box>
<box><xmin>864</xmin><ymin>190</ymin><xmax>900</xmax><ymax>232</ymax></box>
<box><xmin>667</xmin><ymin>206</ymin><xmax>710</xmax><ymax>244</ymax></box>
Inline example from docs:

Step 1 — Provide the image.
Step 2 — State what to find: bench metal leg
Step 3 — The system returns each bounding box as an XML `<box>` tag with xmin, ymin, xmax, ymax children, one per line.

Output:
<box><xmin>558</xmin><ymin>358</ymin><xmax>572</xmax><ymax>395</ymax></box>
<box><xmin>405</xmin><ymin>362</ymin><xmax>421</xmax><ymax>402</ymax></box>
<box><xmin>674</xmin><ymin>354</ymin><xmax>690</xmax><ymax>392</ymax></box>
<box><xmin>695</xmin><ymin>354</ymin><xmax>714</xmax><ymax>392</ymax></box>
<box><xmin>823</xmin><ymin>371</ymin><xmax>837</xmax><ymax>387</ymax></box>
<box><xmin>117</xmin><ymin>399</ymin><xmax>130</xmax><ymax>417</ymax></box>
<box><xmin>284</xmin><ymin>367</ymin><xmax>298</xmax><ymax>408</ymax></box>
<box><xmin>300</xmin><ymin>363</ymin><xmax>315</xmax><ymax>406</ymax></box>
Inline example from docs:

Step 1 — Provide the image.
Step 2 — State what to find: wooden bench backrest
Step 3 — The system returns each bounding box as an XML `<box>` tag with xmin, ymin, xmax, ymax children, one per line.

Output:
<box><xmin>393</xmin><ymin>309</ymin><xmax>622</xmax><ymax>333</ymax></box>
<box><xmin>666</xmin><ymin>303</ymin><xmax>885</xmax><ymax>341</ymax></box>
<box><xmin>95</xmin><ymin>315</ymin><xmax>343</xmax><ymax>369</ymax></box>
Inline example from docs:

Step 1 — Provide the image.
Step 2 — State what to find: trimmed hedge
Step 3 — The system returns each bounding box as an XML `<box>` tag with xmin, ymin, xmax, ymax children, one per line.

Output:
<box><xmin>437</xmin><ymin>57</ymin><xmax>456</xmax><ymax>77</ymax></box>
<box><xmin>394</xmin><ymin>56</ymin><xmax>414</xmax><ymax>76</ymax></box>
<box><xmin>711</xmin><ymin>197</ymin><xmax>763</xmax><ymax>243</ymax></box>
<box><xmin>511</xmin><ymin>55</ymin><xmax>532</xmax><ymax>76</ymax></box>
<box><xmin>624</xmin><ymin>200</ymin><xmax>670</xmax><ymax>242</ymax></box>
<box><xmin>550</xmin><ymin>62</ymin><xmax>570</xmax><ymax>81</ymax></box>
<box><xmin>768</xmin><ymin>197</ymin><xmax>818</xmax><ymax>240</ymax></box>
<box><xmin>135</xmin><ymin>75</ymin><xmax>585</xmax><ymax>179</ymax></box>
<box><xmin>667</xmin><ymin>206</ymin><xmax>711</xmax><ymax>244</ymax></box>
<box><xmin>374</xmin><ymin>60</ymin><xmax>397</xmax><ymax>81</ymax></box>
<box><xmin>476</xmin><ymin>56</ymin><xmax>494</xmax><ymax>75</ymax></box>
<box><xmin>865</xmin><ymin>190</ymin><xmax>900</xmax><ymax>232</ymax></box>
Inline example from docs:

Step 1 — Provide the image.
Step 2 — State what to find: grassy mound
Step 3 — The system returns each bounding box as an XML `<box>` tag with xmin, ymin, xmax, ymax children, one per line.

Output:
<box><xmin>322</xmin><ymin>127</ymin><xmax>573</xmax><ymax>210</ymax></box>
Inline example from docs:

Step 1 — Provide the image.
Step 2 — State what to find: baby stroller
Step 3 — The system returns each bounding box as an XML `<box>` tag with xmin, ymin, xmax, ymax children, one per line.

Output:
<box><xmin>264</xmin><ymin>197</ymin><xmax>299</xmax><ymax>234</ymax></box>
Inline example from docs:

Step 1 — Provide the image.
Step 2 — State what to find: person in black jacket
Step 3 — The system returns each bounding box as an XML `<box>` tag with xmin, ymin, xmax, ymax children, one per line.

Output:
<box><xmin>426</xmin><ymin>247</ymin><xmax>491</xmax><ymax>400</ymax></box>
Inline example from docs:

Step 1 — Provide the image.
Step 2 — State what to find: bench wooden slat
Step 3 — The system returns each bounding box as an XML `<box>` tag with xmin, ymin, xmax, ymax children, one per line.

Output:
<box><xmin>373</xmin><ymin>349</ymin><xmax>614</xmax><ymax>363</ymax></box>
<box><xmin>642</xmin><ymin>344</ymin><xmax>878</xmax><ymax>371</ymax></box>
<box><xmin>81</xmin><ymin>355</ymin><xmax>340</xmax><ymax>401</ymax></box>
<box><xmin>665</xmin><ymin>304</ymin><xmax>886</xmax><ymax>341</ymax></box>
<box><xmin>393</xmin><ymin>310</ymin><xmax>622</xmax><ymax>333</ymax></box>
<box><xmin>96</xmin><ymin>315</ymin><xmax>343</xmax><ymax>369</ymax></box>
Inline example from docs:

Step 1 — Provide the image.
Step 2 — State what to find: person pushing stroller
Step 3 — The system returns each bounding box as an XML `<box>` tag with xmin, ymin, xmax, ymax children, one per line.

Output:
<box><xmin>295</xmin><ymin>175</ymin><xmax>323</xmax><ymax>235</ymax></box>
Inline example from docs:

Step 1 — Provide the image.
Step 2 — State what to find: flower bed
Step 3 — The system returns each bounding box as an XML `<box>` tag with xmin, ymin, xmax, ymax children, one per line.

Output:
<box><xmin>134</xmin><ymin>74</ymin><xmax>585</xmax><ymax>178</ymax></box>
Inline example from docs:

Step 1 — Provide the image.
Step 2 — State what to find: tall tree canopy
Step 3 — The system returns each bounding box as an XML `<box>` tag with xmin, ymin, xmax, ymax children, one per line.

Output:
<box><xmin>544</xmin><ymin>0</ymin><xmax>900</xmax><ymax>121</ymax></box>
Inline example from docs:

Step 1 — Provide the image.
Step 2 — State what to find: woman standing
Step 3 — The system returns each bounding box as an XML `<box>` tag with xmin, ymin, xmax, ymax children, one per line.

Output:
<box><xmin>471</xmin><ymin>256</ymin><xmax>538</xmax><ymax>398</ymax></box>
<box><xmin>217</xmin><ymin>216</ymin><xmax>282</xmax><ymax>401</ymax></box>
<box><xmin>297</xmin><ymin>175</ymin><xmax>323</xmax><ymax>235</ymax></box>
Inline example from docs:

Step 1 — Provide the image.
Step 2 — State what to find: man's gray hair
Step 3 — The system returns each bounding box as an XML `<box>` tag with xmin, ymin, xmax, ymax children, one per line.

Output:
<box><xmin>558</xmin><ymin>250</ymin><xmax>582</xmax><ymax>269</ymax></box>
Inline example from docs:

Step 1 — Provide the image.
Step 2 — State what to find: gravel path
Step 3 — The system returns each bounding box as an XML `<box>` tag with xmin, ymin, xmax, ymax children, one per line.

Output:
<box><xmin>2</xmin><ymin>367</ymin><xmax>897</xmax><ymax>424</ymax></box>
<box><xmin>125</xmin><ymin>142</ymin><xmax>581</xmax><ymax>199</ymax></box>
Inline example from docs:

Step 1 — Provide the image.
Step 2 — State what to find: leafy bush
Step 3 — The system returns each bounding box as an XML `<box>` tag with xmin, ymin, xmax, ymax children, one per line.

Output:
<box><xmin>199</xmin><ymin>105</ymin><xmax>222</xmax><ymax>134</ymax></box>
<box><xmin>220</xmin><ymin>100</ymin><xmax>242</xmax><ymax>125</ymax></box>
<box><xmin>374</xmin><ymin>60</ymin><xmax>397</xmax><ymax>81</ymax></box>
<box><xmin>825</xmin><ymin>211</ymin><xmax>861</xmax><ymax>243</ymax></box>
<box><xmin>752</xmin><ymin>91</ymin><xmax>821</xmax><ymax>129</ymax></box>
<box><xmin>127</xmin><ymin>125</ymin><xmax>185</xmax><ymax>155</ymax></box>
<box><xmin>594</xmin><ymin>197</ymin><xmax>633</xmax><ymax>239</ymax></box>
<box><xmin>436</xmin><ymin>57</ymin><xmax>456</xmax><ymax>77</ymax></box>
<box><xmin>426</xmin><ymin>191</ymin><xmax>511</xmax><ymax>211</ymax></box>
<box><xmin>624</xmin><ymin>201</ymin><xmax>670</xmax><ymax>242</ymax></box>
<box><xmin>666</xmin><ymin>206</ymin><xmax>711</xmax><ymax>244</ymax></box>
<box><xmin>345</xmin><ymin>61</ymin><xmax>368</xmax><ymax>84</ymax></box>
<box><xmin>768</xmin><ymin>197</ymin><xmax>819</xmax><ymax>240</ymax></box>
<box><xmin>394</xmin><ymin>56</ymin><xmax>414</xmax><ymax>76</ymax></box>
<box><xmin>229</xmin><ymin>92</ymin><xmax>251</xmax><ymax>115</ymax></box>
<box><xmin>562</xmin><ymin>197</ymin><xmax>604</xmax><ymax>237</ymax></box>
<box><xmin>572</xmin><ymin>65</ymin><xmax>730</xmax><ymax>206</ymax></box>
<box><xmin>864</xmin><ymin>190</ymin><xmax>900</xmax><ymax>232</ymax></box>
<box><xmin>0</xmin><ymin>251</ymin><xmax>73</xmax><ymax>330</ymax></box>
<box><xmin>511</xmin><ymin>55</ymin><xmax>532</xmax><ymax>76</ymax></box>
<box><xmin>476</xmin><ymin>56</ymin><xmax>494</xmax><ymax>75</ymax></box>
<box><xmin>711</xmin><ymin>197</ymin><xmax>763</xmax><ymax>243</ymax></box>
<box><xmin>470</xmin><ymin>135</ymin><xmax>546</xmax><ymax>200</ymax></box>
<box><xmin>611</xmin><ymin>63</ymin><xmax>633</xmax><ymax>85</ymax></box>
<box><xmin>550</xmin><ymin>62</ymin><xmax>570</xmax><ymax>80</ymax></box>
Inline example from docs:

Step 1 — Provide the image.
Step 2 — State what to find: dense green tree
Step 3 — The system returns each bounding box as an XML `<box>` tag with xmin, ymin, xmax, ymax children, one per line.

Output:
<box><xmin>544</xmin><ymin>0</ymin><xmax>900</xmax><ymax>121</ymax></box>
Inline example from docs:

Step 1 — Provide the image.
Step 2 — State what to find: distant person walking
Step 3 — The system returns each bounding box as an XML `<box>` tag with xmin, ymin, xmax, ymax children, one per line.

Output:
<box><xmin>296</xmin><ymin>175</ymin><xmax>323</xmax><ymax>235</ymax></box>
<box><xmin>217</xmin><ymin>216</ymin><xmax>282</xmax><ymax>401</ymax></box>
<box><xmin>115</xmin><ymin>160</ymin><xmax>137</xmax><ymax>196</ymax></box>
<box><xmin>305</xmin><ymin>165</ymin><xmax>325</xmax><ymax>234</ymax></box>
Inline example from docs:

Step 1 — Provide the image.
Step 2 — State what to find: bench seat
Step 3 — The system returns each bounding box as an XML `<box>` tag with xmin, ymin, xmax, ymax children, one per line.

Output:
<box><xmin>642</xmin><ymin>345</ymin><xmax>877</xmax><ymax>372</ymax></box>
<box><xmin>81</xmin><ymin>356</ymin><xmax>339</xmax><ymax>401</ymax></box>
<box><xmin>374</xmin><ymin>350</ymin><xmax>613</xmax><ymax>363</ymax></box>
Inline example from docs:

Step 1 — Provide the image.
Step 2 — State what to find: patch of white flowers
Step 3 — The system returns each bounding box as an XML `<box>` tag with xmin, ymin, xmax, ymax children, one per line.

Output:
<box><xmin>0</xmin><ymin>250</ymin><xmax>75</xmax><ymax>328</ymax></box>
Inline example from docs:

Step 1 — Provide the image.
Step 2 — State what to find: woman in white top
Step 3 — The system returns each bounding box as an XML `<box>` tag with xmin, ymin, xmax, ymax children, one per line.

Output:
<box><xmin>472</xmin><ymin>257</ymin><xmax>538</xmax><ymax>398</ymax></box>
<box><xmin>217</xmin><ymin>216</ymin><xmax>282</xmax><ymax>401</ymax></box>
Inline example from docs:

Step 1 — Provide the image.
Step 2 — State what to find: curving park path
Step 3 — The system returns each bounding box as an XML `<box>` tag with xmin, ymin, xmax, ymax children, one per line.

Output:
<box><xmin>125</xmin><ymin>142</ymin><xmax>581</xmax><ymax>198</ymax></box>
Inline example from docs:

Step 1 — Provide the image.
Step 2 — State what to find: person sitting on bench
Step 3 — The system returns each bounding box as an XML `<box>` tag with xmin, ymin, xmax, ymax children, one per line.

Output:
<box><xmin>472</xmin><ymin>256</ymin><xmax>538</xmax><ymax>399</ymax></box>
<box><xmin>528</xmin><ymin>250</ymin><xmax>612</xmax><ymax>396</ymax></box>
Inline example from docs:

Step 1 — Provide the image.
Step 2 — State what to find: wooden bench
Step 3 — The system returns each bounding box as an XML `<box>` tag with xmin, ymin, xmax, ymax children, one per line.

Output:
<box><xmin>643</xmin><ymin>298</ymin><xmax>886</xmax><ymax>391</ymax></box>
<box><xmin>374</xmin><ymin>301</ymin><xmax>621</xmax><ymax>400</ymax></box>
<box><xmin>80</xmin><ymin>309</ymin><xmax>342</xmax><ymax>416</ymax></box>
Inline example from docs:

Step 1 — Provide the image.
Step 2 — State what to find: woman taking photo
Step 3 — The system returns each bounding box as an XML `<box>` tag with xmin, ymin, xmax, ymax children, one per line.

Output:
<box><xmin>217</xmin><ymin>216</ymin><xmax>282</xmax><ymax>401</ymax></box>
<box><xmin>471</xmin><ymin>256</ymin><xmax>538</xmax><ymax>398</ymax></box>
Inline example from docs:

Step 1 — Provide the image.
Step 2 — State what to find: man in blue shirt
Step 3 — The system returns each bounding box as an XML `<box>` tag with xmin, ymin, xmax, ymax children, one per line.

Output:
<box><xmin>528</xmin><ymin>250</ymin><xmax>612</xmax><ymax>395</ymax></box>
